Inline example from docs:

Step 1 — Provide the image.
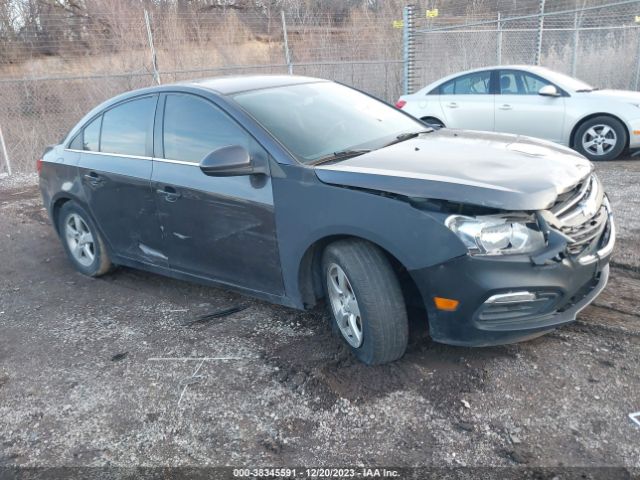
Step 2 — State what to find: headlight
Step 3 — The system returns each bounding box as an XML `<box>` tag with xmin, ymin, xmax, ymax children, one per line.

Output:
<box><xmin>445</xmin><ymin>215</ymin><xmax>546</xmax><ymax>255</ymax></box>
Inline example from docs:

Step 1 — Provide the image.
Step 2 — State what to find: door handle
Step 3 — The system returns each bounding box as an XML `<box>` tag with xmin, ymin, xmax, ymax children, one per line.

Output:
<box><xmin>446</xmin><ymin>102</ymin><xmax>459</xmax><ymax>109</ymax></box>
<box><xmin>83</xmin><ymin>172</ymin><xmax>102</xmax><ymax>186</ymax></box>
<box><xmin>156</xmin><ymin>186</ymin><xmax>181</xmax><ymax>202</ymax></box>
<box><xmin>499</xmin><ymin>104</ymin><xmax>512</xmax><ymax>110</ymax></box>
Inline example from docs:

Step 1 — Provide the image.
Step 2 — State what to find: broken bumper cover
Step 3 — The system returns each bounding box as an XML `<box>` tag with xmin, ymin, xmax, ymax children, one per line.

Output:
<box><xmin>410</xmin><ymin>232</ymin><xmax>612</xmax><ymax>347</ymax></box>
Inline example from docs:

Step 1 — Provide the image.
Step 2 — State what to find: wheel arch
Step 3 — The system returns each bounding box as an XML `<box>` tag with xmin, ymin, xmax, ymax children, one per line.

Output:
<box><xmin>51</xmin><ymin>194</ymin><xmax>78</xmax><ymax>235</ymax></box>
<box><xmin>296</xmin><ymin>234</ymin><xmax>426</xmax><ymax>312</ymax></box>
<box><xmin>50</xmin><ymin>193</ymin><xmax>94</xmax><ymax>237</ymax></box>
<box><xmin>569</xmin><ymin>112</ymin><xmax>630</xmax><ymax>149</ymax></box>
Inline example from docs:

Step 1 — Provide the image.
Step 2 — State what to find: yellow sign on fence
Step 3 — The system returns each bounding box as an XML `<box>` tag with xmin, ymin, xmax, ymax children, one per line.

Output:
<box><xmin>635</xmin><ymin>15</ymin><xmax>640</xmax><ymax>22</ymax></box>
<box><xmin>394</xmin><ymin>9</ymin><xmax>438</xmax><ymax>28</ymax></box>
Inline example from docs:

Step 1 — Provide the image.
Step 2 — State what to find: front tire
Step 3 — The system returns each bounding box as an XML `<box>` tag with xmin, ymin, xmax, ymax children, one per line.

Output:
<box><xmin>322</xmin><ymin>239</ymin><xmax>409</xmax><ymax>365</ymax></box>
<box><xmin>573</xmin><ymin>116</ymin><xmax>627</xmax><ymax>161</ymax></box>
<box><xmin>57</xmin><ymin>201</ymin><xmax>112</xmax><ymax>277</ymax></box>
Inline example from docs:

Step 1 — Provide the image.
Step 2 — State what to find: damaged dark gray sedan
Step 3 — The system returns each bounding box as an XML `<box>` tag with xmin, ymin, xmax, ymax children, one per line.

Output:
<box><xmin>39</xmin><ymin>75</ymin><xmax>615</xmax><ymax>364</ymax></box>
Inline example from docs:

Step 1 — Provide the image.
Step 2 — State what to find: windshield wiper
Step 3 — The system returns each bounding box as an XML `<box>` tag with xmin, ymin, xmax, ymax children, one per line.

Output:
<box><xmin>576</xmin><ymin>88</ymin><xmax>599</xmax><ymax>92</ymax></box>
<box><xmin>309</xmin><ymin>149</ymin><xmax>371</xmax><ymax>166</ymax></box>
<box><xmin>383</xmin><ymin>129</ymin><xmax>434</xmax><ymax>148</ymax></box>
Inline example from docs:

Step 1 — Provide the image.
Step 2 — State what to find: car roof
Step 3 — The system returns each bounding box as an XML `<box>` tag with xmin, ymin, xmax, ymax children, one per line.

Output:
<box><xmin>62</xmin><ymin>74</ymin><xmax>330</xmax><ymax>147</ymax></box>
<box><xmin>185</xmin><ymin>74</ymin><xmax>327</xmax><ymax>95</ymax></box>
<box><xmin>101</xmin><ymin>75</ymin><xmax>329</xmax><ymax>107</ymax></box>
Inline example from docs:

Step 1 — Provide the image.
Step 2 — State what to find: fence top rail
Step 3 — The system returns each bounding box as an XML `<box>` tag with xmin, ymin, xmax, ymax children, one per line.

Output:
<box><xmin>419</xmin><ymin>24</ymin><xmax>640</xmax><ymax>34</ymax></box>
<box><xmin>0</xmin><ymin>65</ymin><xmax>285</xmax><ymax>83</ymax></box>
<box><xmin>414</xmin><ymin>0</ymin><xmax>640</xmax><ymax>34</ymax></box>
<box><xmin>0</xmin><ymin>60</ymin><xmax>404</xmax><ymax>84</ymax></box>
<box><xmin>0</xmin><ymin>70</ymin><xmax>156</xmax><ymax>83</ymax></box>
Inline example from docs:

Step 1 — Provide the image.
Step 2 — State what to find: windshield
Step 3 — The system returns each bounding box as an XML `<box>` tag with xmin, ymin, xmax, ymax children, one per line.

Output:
<box><xmin>539</xmin><ymin>69</ymin><xmax>595</xmax><ymax>92</ymax></box>
<box><xmin>233</xmin><ymin>82</ymin><xmax>424</xmax><ymax>163</ymax></box>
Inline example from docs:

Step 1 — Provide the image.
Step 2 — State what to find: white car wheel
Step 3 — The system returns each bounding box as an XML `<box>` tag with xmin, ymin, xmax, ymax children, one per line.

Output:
<box><xmin>574</xmin><ymin>116</ymin><xmax>627</xmax><ymax>161</ymax></box>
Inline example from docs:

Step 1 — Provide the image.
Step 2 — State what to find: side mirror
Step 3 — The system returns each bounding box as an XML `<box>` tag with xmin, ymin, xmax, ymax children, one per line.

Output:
<box><xmin>538</xmin><ymin>85</ymin><xmax>560</xmax><ymax>97</ymax></box>
<box><xmin>199</xmin><ymin>145</ymin><xmax>264</xmax><ymax>177</ymax></box>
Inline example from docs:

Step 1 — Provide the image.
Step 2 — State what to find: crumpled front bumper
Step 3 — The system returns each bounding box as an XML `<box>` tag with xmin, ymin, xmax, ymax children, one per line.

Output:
<box><xmin>408</xmin><ymin>213</ymin><xmax>614</xmax><ymax>347</ymax></box>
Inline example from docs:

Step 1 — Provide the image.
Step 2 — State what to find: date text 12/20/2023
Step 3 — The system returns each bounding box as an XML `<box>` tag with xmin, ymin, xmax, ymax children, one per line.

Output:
<box><xmin>232</xmin><ymin>468</ymin><xmax>401</xmax><ymax>477</ymax></box>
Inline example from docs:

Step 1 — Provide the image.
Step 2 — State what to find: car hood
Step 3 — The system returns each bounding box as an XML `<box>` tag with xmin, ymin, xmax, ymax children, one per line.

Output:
<box><xmin>314</xmin><ymin>130</ymin><xmax>593</xmax><ymax>211</ymax></box>
<box><xmin>584</xmin><ymin>89</ymin><xmax>640</xmax><ymax>103</ymax></box>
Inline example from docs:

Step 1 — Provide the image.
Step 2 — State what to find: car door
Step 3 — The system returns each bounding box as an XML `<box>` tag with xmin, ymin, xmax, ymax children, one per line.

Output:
<box><xmin>494</xmin><ymin>69</ymin><xmax>566</xmax><ymax>143</ymax></box>
<box><xmin>438</xmin><ymin>70</ymin><xmax>495</xmax><ymax>131</ymax></box>
<box><xmin>75</xmin><ymin>95</ymin><xmax>166</xmax><ymax>266</ymax></box>
<box><xmin>151</xmin><ymin>92</ymin><xmax>284</xmax><ymax>295</ymax></box>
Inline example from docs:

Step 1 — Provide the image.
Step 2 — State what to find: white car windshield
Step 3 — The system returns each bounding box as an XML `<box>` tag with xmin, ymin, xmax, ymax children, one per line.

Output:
<box><xmin>233</xmin><ymin>82</ymin><xmax>425</xmax><ymax>164</ymax></box>
<box><xmin>540</xmin><ymin>69</ymin><xmax>595</xmax><ymax>92</ymax></box>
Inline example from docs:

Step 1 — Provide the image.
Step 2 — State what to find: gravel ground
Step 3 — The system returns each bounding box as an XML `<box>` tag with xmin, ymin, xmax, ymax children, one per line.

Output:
<box><xmin>0</xmin><ymin>163</ymin><xmax>639</xmax><ymax>474</ymax></box>
<box><xmin>594</xmin><ymin>161</ymin><xmax>640</xmax><ymax>270</ymax></box>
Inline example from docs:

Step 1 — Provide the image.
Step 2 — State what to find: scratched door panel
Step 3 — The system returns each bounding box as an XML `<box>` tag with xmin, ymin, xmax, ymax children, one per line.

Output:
<box><xmin>151</xmin><ymin>92</ymin><xmax>284</xmax><ymax>295</ymax></box>
<box><xmin>151</xmin><ymin>159</ymin><xmax>283</xmax><ymax>295</ymax></box>
<box><xmin>77</xmin><ymin>95</ymin><xmax>165</xmax><ymax>265</ymax></box>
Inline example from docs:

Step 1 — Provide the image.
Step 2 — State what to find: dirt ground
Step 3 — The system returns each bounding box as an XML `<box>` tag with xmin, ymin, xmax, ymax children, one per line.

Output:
<box><xmin>0</xmin><ymin>162</ymin><xmax>639</xmax><ymax>473</ymax></box>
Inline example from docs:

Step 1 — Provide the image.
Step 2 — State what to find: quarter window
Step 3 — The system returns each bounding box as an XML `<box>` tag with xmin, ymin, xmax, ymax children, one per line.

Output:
<box><xmin>83</xmin><ymin>115</ymin><xmax>102</xmax><ymax>152</ymax></box>
<box><xmin>440</xmin><ymin>71</ymin><xmax>491</xmax><ymax>95</ymax></box>
<box><xmin>69</xmin><ymin>132</ymin><xmax>82</xmax><ymax>150</ymax></box>
<box><xmin>100</xmin><ymin>96</ymin><xmax>156</xmax><ymax>156</ymax></box>
<box><xmin>163</xmin><ymin>94</ymin><xmax>249</xmax><ymax>163</ymax></box>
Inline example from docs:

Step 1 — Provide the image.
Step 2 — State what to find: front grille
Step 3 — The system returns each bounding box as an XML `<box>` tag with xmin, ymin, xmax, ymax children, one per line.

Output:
<box><xmin>551</xmin><ymin>174</ymin><xmax>607</xmax><ymax>257</ymax></box>
<box><xmin>562</xmin><ymin>206</ymin><xmax>608</xmax><ymax>255</ymax></box>
<box><xmin>551</xmin><ymin>178</ymin><xmax>588</xmax><ymax>212</ymax></box>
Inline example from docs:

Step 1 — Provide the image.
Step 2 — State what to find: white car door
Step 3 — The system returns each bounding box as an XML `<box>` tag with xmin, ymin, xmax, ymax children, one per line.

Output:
<box><xmin>438</xmin><ymin>70</ymin><xmax>495</xmax><ymax>131</ymax></box>
<box><xmin>494</xmin><ymin>69</ymin><xmax>566</xmax><ymax>143</ymax></box>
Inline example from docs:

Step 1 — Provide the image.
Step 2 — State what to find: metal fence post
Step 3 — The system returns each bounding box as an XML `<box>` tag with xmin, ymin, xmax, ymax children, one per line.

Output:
<box><xmin>571</xmin><ymin>11</ymin><xmax>580</xmax><ymax>77</ymax></box>
<box><xmin>496</xmin><ymin>12</ymin><xmax>502</xmax><ymax>65</ymax></box>
<box><xmin>635</xmin><ymin>28</ymin><xmax>640</xmax><ymax>90</ymax></box>
<box><xmin>0</xmin><ymin>125</ymin><xmax>11</xmax><ymax>176</ymax></box>
<box><xmin>402</xmin><ymin>5</ymin><xmax>416</xmax><ymax>96</ymax></box>
<box><xmin>534</xmin><ymin>0</ymin><xmax>546</xmax><ymax>65</ymax></box>
<box><xmin>144</xmin><ymin>9</ymin><xmax>161</xmax><ymax>85</ymax></box>
<box><xmin>281</xmin><ymin>11</ymin><xmax>293</xmax><ymax>74</ymax></box>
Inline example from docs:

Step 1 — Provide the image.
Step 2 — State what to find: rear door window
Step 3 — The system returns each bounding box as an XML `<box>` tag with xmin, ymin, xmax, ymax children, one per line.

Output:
<box><xmin>100</xmin><ymin>96</ymin><xmax>156</xmax><ymax>156</ymax></box>
<box><xmin>440</xmin><ymin>71</ymin><xmax>491</xmax><ymax>95</ymax></box>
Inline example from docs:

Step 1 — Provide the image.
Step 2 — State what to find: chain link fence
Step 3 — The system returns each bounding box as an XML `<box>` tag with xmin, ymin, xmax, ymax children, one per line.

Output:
<box><xmin>404</xmin><ymin>0</ymin><xmax>640</xmax><ymax>95</ymax></box>
<box><xmin>0</xmin><ymin>5</ymin><xmax>405</xmax><ymax>175</ymax></box>
<box><xmin>2</xmin><ymin>1</ymin><xmax>640</xmax><ymax>175</ymax></box>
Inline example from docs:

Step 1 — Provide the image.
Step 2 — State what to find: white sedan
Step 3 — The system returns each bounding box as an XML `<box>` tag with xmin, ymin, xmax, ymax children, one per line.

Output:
<box><xmin>396</xmin><ymin>65</ymin><xmax>640</xmax><ymax>161</ymax></box>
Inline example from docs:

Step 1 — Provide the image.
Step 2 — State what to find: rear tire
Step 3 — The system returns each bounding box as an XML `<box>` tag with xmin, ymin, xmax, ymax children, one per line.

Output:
<box><xmin>57</xmin><ymin>201</ymin><xmax>112</xmax><ymax>277</ymax></box>
<box><xmin>573</xmin><ymin>116</ymin><xmax>627</xmax><ymax>161</ymax></box>
<box><xmin>322</xmin><ymin>239</ymin><xmax>409</xmax><ymax>365</ymax></box>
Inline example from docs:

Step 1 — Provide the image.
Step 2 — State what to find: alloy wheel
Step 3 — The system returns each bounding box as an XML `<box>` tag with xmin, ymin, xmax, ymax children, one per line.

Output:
<box><xmin>65</xmin><ymin>213</ymin><xmax>95</xmax><ymax>267</ymax></box>
<box><xmin>327</xmin><ymin>263</ymin><xmax>363</xmax><ymax>348</ymax></box>
<box><xmin>581</xmin><ymin>124</ymin><xmax>617</xmax><ymax>157</ymax></box>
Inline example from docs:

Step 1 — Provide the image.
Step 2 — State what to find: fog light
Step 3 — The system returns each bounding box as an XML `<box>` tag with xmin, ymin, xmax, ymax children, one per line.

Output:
<box><xmin>477</xmin><ymin>290</ymin><xmax>560</xmax><ymax>324</ymax></box>
<box><xmin>434</xmin><ymin>297</ymin><xmax>460</xmax><ymax>311</ymax></box>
